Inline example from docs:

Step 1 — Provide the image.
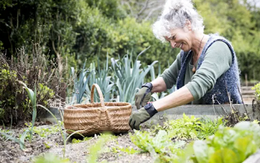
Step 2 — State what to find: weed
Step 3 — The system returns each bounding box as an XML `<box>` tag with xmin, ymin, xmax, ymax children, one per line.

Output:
<box><xmin>37</xmin><ymin>103</ymin><xmax>86</xmax><ymax>158</ymax></box>
<box><xmin>24</xmin><ymin>122</ymin><xmax>60</xmax><ymax>138</ymax></box>
<box><xmin>0</xmin><ymin>129</ymin><xmax>29</xmax><ymax>150</ymax></box>
<box><xmin>112</xmin><ymin>146</ymin><xmax>139</xmax><ymax>154</ymax></box>
<box><xmin>87</xmin><ymin>133</ymin><xmax>116</xmax><ymax>163</ymax></box>
<box><xmin>32</xmin><ymin>153</ymin><xmax>70</xmax><ymax>163</ymax></box>
<box><xmin>71</xmin><ymin>137</ymin><xmax>91</xmax><ymax>144</ymax></box>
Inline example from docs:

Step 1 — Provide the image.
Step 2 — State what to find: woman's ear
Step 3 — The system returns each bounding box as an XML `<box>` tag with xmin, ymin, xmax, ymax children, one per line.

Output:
<box><xmin>185</xmin><ymin>20</ymin><xmax>192</xmax><ymax>31</ymax></box>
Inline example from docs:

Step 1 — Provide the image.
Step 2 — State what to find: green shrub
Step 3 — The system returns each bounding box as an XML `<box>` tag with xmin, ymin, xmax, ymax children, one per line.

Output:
<box><xmin>0</xmin><ymin>54</ymin><xmax>55</xmax><ymax>125</ymax></box>
<box><xmin>105</xmin><ymin>17</ymin><xmax>176</xmax><ymax>68</ymax></box>
<box><xmin>85</xmin><ymin>0</ymin><xmax>125</xmax><ymax>19</ymax></box>
<box><xmin>0</xmin><ymin>67</ymin><xmax>24</xmax><ymax>123</ymax></box>
<box><xmin>72</xmin><ymin>1</ymin><xmax>175</xmax><ymax>72</ymax></box>
<box><xmin>37</xmin><ymin>83</ymin><xmax>55</xmax><ymax>105</ymax></box>
<box><xmin>0</xmin><ymin>41</ymin><xmax>3</xmax><ymax>50</ymax></box>
<box><xmin>252</xmin><ymin>82</ymin><xmax>260</xmax><ymax>101</ymax></box>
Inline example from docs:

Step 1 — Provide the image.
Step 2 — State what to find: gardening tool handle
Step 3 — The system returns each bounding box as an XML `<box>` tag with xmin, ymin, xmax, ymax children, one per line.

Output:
<box><xmin>91</xmin><ymin>84</ymin><xmax>105</xmax><ymax>107</ymax></box>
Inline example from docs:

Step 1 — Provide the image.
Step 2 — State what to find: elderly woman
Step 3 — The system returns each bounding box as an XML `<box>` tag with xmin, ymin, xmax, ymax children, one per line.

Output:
<box><xmin>129</xmin><ymin>0</ymin><xmax>242</xmax><ymax>130</ymax></box>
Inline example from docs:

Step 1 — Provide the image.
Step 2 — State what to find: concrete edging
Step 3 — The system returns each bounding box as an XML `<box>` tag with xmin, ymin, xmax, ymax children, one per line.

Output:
<box><xmin>144</xmin><ymin>104</ymin><xmax>260</xmax><ymax>126</ymax></box>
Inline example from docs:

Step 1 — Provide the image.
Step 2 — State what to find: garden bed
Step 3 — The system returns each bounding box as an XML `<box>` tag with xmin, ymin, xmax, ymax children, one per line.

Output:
<box><xmin>0</xmin><ymin>122</ymin><xmax>152</xmax><ymax>163</ymax></box>
<box><xmin>1</xmin><ymin>103</ymin><xmax>260</xmax><ymax>163</ymax></box>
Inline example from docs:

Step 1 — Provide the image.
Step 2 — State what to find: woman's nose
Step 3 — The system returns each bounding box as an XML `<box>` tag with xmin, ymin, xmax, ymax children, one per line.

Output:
<box><xmin>170</xmin><ymin>41</ymin><xmax>176</xmax><ymax>48</ymax></box>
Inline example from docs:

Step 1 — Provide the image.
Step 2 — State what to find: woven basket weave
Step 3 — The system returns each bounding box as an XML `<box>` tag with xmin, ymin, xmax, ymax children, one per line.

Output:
<box><xmin>63</xmin><ymin>84</ymin><xmax>132</xmax><ymax>135</ymax></box>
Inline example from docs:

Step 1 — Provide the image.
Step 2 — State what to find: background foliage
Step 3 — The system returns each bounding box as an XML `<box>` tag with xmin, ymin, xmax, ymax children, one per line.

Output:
<box><xmin>0</xmin><ymin>53</ymin><xmax>55</xmax><ymax>125</ymax></box>
<box><xmin>1</xmin><ymin>0</ymin><xmax>259</xmax><ymax>81</ymax></box>
<box><xmin>194</xmin><ymin>0</ymin><xmax>260</xmax><ymax>81</ymax></box>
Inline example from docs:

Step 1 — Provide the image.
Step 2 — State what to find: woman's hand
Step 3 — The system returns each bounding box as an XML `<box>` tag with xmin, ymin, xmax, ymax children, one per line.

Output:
<box><xmin>135</xmin><ymin>83</ymin><xmax>153</xmax><ymax>109</ymax></box>
<box><xmin>129</xmin><ymin>103</ymin><xmax>158</xmax><ymax>130</ymax></box>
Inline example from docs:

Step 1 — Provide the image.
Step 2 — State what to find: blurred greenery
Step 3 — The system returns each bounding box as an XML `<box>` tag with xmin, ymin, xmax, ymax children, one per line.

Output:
<box><xmin>194</xmin><ymin>0</ymin><xmax>260</xmax><ymax>82</ymax></box>
<box><xmin>0</xmin><ymin>0</ymin><xmax>260</xmax><ymax>82</ymax></box>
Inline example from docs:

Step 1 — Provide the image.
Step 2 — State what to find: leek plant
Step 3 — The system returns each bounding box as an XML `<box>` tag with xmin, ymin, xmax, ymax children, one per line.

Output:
<box><xmin>111</xmin><ymin>48</ymin><xmax>158</xmax><ymax>104</ymax></box>
<box><xmin>20</xmin><ymin>82</ymin><xmax>37</xmax><ymax>142</ymax></box>
<box><xmin>70</xmin><ymin>63</ymin><xmax>92</xmax><ymax>104</ymax></box>
<box><xmin>88</xmin><ymin>55</ymin><xmax>116</xmax><ymax>102</ymax></box>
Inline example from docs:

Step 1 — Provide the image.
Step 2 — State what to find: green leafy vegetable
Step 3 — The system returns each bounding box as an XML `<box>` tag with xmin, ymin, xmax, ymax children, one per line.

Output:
<box><xmin>177</xmin><ymin>121</ymin><xmax>260</xmax><ymax>163</ymax></box>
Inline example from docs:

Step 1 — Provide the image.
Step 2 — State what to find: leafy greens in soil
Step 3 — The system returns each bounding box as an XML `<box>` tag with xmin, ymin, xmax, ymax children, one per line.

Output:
<box><xmin>1</xmin><ymin>114</ymin><xmax>260</xmax><ymax>163</ymax></box>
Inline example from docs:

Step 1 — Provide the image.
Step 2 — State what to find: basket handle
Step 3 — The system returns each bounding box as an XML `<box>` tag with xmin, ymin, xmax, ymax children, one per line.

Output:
<box><xmin>91</xmin><ymin>84</ymin><xmax>105</xmax><ymax>107</ymax></box>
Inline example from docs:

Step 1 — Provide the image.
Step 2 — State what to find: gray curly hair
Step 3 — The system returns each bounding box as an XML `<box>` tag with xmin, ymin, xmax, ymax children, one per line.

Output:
<box><xmin>152</xmin><ymin>0</ymin><xmax>204</xmax><ymax>42</ymax></box>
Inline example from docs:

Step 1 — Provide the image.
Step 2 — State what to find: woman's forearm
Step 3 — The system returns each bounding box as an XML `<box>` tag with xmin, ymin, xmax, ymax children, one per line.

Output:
<box><xmin>151</xmin><ymin>77</ymin><xmax>167</xmax><ymax>92</ymax></box>
<box><xmin>153</xmin><ymin>86</ymin><xmax>194</xmax><ymax>112</ymax></box>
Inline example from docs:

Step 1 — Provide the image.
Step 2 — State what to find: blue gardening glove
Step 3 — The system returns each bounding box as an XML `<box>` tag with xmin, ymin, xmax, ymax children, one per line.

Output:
<box><xmin>129</xmin><ymin>103</ymin><xmax>158</xmax><ymax>130</ymax></box>
<box><xmin>135</xmin><ymin>83</ymin><xmax>153</xmax><ymax>109</ymax></box>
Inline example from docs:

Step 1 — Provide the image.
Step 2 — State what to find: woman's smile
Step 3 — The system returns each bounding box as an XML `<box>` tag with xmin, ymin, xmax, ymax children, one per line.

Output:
<box><xmin>172</xmin><ymin>42</ymin><xmax>184</xmax><ymax>49</ymax></box>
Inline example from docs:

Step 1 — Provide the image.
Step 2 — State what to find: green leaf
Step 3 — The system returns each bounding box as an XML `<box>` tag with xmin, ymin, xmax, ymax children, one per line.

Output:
<box><xmin>111</xmin><ymin>52</ymin><xmax>158</xmax><ymax>104</ymax></box>
<box><xmin>32</xmin><ymin>153</ymin><xmax>70</xmax><ymax>163</ymax></box>
<box><xmin>193</xmin><ymin>140</ymin><xmax>209</xmax><ymax>163</ymax></box>
<box><xmin>152</xmin><ymin>130</ymin><xmax>169</xmax><ymax>153</ymax></box>
<box><xmin>234</xmin><ymin>135</ymin><xmax>257</xmax><ymax>161</ymax></box>
<box><xmin>208</xmin><ymin>148</ymin><xmax>238</xmax><ymax>163</ymax></box>
<box><xmin>19</xmin><ymin>129</ymin><xmax>30</xmax><ymax>150</ymax></box>
<box><xmin>0</xmin><ymin>131</ymin><xmax>25</xmax><ymax>149</ymax></box>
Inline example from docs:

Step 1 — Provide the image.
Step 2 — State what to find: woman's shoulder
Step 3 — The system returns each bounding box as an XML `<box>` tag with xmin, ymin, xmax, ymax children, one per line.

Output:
<box><xmin>208</xmin><ymin>34</ymin><xmax>232</xmax><ymax>46</ymax></box>
<box><xmin>209</xmin><ymin>40</ymin><xmax>230</xmax><ymax>49</ymax></box>
<box><xmin>206</xmin><ymin>33</ymin><xmax>233</xmax><ymax>53</ymax></box>
<box><xmin>205</xmin><ymin>41</ymin><xmax>232</xmax><ymax>65</ymax></box>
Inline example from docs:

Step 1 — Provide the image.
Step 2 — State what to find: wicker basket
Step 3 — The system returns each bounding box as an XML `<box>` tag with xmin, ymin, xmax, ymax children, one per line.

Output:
<box><xmin>63</xmin><ymin>84</ymin><xmax>132</xmax><ymax>135</ymax></box>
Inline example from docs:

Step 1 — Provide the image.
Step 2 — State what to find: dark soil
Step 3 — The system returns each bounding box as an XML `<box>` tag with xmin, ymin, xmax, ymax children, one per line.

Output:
<box><xmin>0</xmin><ymin>122</ymin><xmax>153</xmax><ymax>163</ymax></box>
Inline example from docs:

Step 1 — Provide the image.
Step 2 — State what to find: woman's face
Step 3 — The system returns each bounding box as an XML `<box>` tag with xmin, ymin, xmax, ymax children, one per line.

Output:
<box><xmin>164</xmin><ymin>27</ymin><xmax>192</xmax><ymax>51</ymax></box>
